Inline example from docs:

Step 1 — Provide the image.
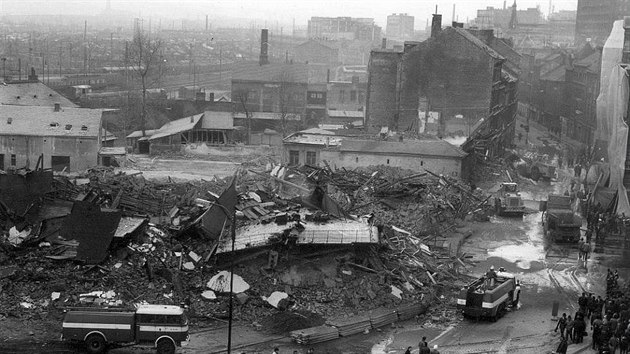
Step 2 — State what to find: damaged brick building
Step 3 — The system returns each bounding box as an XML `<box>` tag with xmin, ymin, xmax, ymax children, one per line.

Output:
<box><xmin>366</xmin><ymin>15</ymin><xmax>518</xmax><ymax>160</ymax></box>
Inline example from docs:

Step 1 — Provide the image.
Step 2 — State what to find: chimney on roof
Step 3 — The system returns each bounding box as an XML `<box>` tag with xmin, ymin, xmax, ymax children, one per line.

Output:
<box><xmin>623</xmin><ymin>17</ymin><xmax>630</xmax><ymax>63</ymax></box>
<box><xmin>431</xmin><ymin>14</ymin><xmax>442</xmax><ymax>38</ymax></box>
<box><xmin>381</xmin><ymin>38</ymin><xmax>387</xmax><ymax>49</ymax></box>
<box><xmin>28</xmin><ymin>67</ymin><xmax>38</xmax><ymax>82</ymax></box>
<box><xmin>195</xmin><ymin>91</ymin><xmax>205</xmax><ymax>101</ymax></box>
<box><xmin>259</xmin><ymin>29</ymin><xmax>269</xmax><ymax>66</ymax></box>
<box><xmin>54</xmin><ymin>102</ymin><xmax>60</xmax><ymax>112</ymax></box>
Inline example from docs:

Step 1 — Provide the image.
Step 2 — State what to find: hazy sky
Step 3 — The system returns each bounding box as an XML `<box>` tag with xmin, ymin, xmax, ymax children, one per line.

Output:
<box><xmin>2</xmin><ymin>0</ymin><xmax>579</xmax><ymax>28</ymax></box>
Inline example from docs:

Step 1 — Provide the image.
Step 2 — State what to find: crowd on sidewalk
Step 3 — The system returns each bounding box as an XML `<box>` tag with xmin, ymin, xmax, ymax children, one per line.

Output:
<box><xmin>554</xmin><ymin>271</ymin><xmax>629</xmax><ymax>354</ymax></box>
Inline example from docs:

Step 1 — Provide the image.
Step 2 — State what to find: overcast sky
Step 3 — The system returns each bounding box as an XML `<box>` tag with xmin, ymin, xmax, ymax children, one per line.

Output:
<box><xmin>2</xmin><ymin>0</ymin><xmax>579</xmax><ymax>28</ymax></box>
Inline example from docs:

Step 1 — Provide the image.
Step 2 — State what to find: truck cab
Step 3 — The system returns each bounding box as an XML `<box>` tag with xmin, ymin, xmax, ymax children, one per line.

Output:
<box><xmin>540</xmin><ymin>194</ymin><xmax>582</xmax><ymax>243</ymax></box>
<box><xmin>495</xmin><ymin>182</ymin><xmax>525</xmax><ymax>217</ymax></box>
<box><xmin>457</xmin><ymin>271</ymin><xmax>518</xmax><ymax>321</ymax></box>
<box><xmin>62</xmin><ymin>304</ymin><xmax>189</xmax><ymax>354</ymax></box>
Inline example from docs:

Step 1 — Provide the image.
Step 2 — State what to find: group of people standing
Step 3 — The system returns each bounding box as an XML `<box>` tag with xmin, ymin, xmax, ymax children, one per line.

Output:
<box><xmin>555</xmin><ymin>282</ymin><xmax>630</xmax><ymax>354</ymax></box>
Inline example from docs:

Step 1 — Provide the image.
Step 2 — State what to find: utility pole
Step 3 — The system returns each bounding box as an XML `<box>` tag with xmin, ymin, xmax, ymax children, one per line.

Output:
<box><xmin>58</xmin><ymin>42</ymin><xmax>62</xmax><ymax>77</ymax></box>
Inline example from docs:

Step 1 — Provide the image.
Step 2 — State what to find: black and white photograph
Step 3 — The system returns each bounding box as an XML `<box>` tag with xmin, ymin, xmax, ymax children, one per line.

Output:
<box><xmin>0</xmin><ymin>0</ymin><xmax>628</xmax><ymax>353</ymax></box>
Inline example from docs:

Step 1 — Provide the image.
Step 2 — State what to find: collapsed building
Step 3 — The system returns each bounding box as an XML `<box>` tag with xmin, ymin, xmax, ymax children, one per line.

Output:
<box><xmin>0</xmin><ymin>161</ymin><xmax>489</xmax><ymax>341</ymax></box>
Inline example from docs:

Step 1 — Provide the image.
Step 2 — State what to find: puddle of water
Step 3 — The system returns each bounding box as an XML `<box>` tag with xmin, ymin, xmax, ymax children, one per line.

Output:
<box><xmin>487</xmin><ymin>243</ymin><xmax>544</xmax><ymax>270</ymax></box>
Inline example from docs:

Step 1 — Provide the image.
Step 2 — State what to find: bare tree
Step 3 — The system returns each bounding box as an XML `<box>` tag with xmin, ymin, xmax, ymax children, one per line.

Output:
<box><xmin>233</xmin><ymin>88</ymin><xmax>252</xmax><ymax>145</ymax></box>
<box><xmin>128</xmin><ymin>29</ymin><xmax>163</xmax><ymax>136</ymax></box>
<box><xmin>275</xmin><ymin>71</ymin><xmax>302</xmax><ymax>137</ymax></box>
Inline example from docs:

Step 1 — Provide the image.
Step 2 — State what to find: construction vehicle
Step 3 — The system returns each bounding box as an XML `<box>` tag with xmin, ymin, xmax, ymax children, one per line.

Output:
<box><xmin>540</xmin><ymin>194</ymin><xmax>582</xmax><ymax>243</ymax></box>
<box><xmin>494</xmin><ymin>182</ymin><xmax>525</xmax><ymax>217</ymax></box>
<box><xmin>514</xmin><ymin>153</ymin><xmax>557</xmax><ymax>182</ymax></box>
<box><xmin>457</xmin><ymin>270</ymin><xmax>518</xmax><ymax>321</ymax></box>
<box><xmin>62</xmin><ymin>304</ymin><xmax>189</xmax><ymax>354</ymax></box>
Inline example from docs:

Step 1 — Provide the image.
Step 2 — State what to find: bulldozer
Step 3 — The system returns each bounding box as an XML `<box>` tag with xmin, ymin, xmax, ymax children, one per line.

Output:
<box><xmin>494</xmin><ymin>182</ymin><xmax>525</xmax><ymax>217</ymax></box>
<box><xmin>514</xmin><ymin>153</ymin><xmax>557</xmax><ymax>182</ymax></box>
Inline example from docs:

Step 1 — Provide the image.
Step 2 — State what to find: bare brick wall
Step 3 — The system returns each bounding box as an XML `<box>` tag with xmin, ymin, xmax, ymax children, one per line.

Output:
<box><xmin>421</xmin><ymin>30</ymin><xmax>493</xmax><ymax>124</ymax></box>
<box><xmin>365</xmin><ymin>51</ymin><xmax>402</xmax><ymax>131</ymax></box>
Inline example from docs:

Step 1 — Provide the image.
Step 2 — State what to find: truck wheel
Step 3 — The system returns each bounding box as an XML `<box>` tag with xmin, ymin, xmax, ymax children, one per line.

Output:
<box><xmin>156</xmin><ymin>338</ymin><xmax>175</xmax><ymax>354</ymax></box>
<box><xmin>85</xmin><ymin>334</ymin><xmax>106</xmax><ymax>354</ymax></box>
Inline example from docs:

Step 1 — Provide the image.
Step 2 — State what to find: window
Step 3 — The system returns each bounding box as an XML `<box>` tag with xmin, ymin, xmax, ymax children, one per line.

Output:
<box><xmin>289</xmin><ymin>150</ymin><xmax>300</xmax><ymax>166</ymax></box>
<box><xmin>420</xmin><ymin>161</ymin><xmax>424</xmax><ymax>166</ymax></box>
<box><xmin>10</xmin><ymin>154</ymin><xmax>16</xmax><ymax>166</ymax></box>
<box><xmin>51</xmin><ymin>156</ymin><xmax>70</xmax><ymax>172</ymax></box>
<box><xmin>350</xmin><ymin>90</ymin><xmax>357</xmax><ymax>101</ymax></box>
<box><xmin>306</xmin><ymin>151</ymin><xmax>317</xmax><ymax>165</ymax></box>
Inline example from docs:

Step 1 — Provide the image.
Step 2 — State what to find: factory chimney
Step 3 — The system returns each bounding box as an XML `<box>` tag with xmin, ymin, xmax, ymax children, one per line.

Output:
<box><xmin>259</xmin><ymin>29</ymin><xmax>269</xmax><ymax>66</ymax></box>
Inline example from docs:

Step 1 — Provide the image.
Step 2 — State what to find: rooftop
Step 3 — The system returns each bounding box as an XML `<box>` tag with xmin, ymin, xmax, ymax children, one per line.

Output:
<box><xmin>450</xmin><ymin>28</ymin><xmax>504</xmax><ymax>61</ymax></box>
<box><xmin>148</xmin><ymin>113</ymin><xmax>203</xmax><ymax>141</ymax></box>
<box><xmin>0</xmin><ymin>105</ymin><xmax>103</xmax><ymax>137</ymax></box>
<box><xmin>339</xmin><ymin>139</ymin><xmax>467</xmax><ymax>158</ymax></box>
<box><xmin>0</xmin><ymin>82</ymin><xmax>77</xmax><ymax>107</ymax></box>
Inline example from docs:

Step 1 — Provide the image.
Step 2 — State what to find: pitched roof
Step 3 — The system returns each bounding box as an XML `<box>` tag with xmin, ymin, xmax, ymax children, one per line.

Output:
<box><xmin>148</xmin><ymin>113</ymin><xmax>203</xmax><ymax>141</ymax></box>
<box><xmin>0</xmin><ymin>105</ymin><xmax>102</xmax><ymax>137</ymax></box>
<box><xmin>231</xmin><ymin>62</ymin><xmax>309</xmax><ymax>83</ymax></box>
<box><xmin>0</xmin><ymin>82</ymin><xmax>77</xmax><ymax>107</ymax></box>
<box><xmin>339</xmin><ymin>139</ymin><xmax>467</xmax><ymax>158</ymax></box>
<box><xmin>450</xmin><ymin>28</ymin><xmax>504</xmax><ymax>61</ymax></box>
<box><xmin>126</xmin><ymin>129</ymin><xmax>158</xmax><ymax>139</ymax></box>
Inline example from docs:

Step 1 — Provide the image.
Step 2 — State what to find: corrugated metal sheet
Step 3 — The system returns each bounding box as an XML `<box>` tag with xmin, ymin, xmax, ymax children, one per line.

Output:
<box><xmin>215</xmin><ymin>216</ymin><xmax>378</xmax><ymax>254</ymax></box>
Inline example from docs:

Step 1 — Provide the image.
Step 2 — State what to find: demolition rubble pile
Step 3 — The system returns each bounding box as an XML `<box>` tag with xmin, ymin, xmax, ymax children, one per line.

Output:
<box><xmin>0</xmin><ymin>164</ymin><xmax>488</xmax><ymax>338</ymax></box>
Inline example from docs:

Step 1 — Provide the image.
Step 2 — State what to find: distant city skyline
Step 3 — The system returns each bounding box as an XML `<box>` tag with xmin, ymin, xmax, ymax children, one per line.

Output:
<box><xmin>0</xmin><ymin>0</ymin><xmax>579</xmax><ymax>29</ymax></box>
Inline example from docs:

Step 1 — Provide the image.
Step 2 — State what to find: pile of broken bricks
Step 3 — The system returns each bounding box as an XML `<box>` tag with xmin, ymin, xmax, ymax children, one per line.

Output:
<box><xmin>0</xmin><ymin>164</ymin><xmax>484</xmax><ymax>338</ymax></box>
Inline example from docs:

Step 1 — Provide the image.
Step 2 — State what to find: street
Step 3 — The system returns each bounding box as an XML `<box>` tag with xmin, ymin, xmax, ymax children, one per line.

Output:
<box><xmin>367</xmin><ymin>169</ymin><xmax>607</xmax><ymax>354</ymax></box>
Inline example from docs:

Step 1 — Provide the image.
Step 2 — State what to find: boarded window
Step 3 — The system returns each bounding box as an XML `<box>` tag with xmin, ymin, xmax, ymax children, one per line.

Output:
<box><xmin>306</xmin><ymin>151</ymin><xmax>316</xmax><ymax>165</ymax></box>
<box><xmin>289</xmin><ymin>150</ymin><xmax>300</xmax><ymax>166</ymax></box>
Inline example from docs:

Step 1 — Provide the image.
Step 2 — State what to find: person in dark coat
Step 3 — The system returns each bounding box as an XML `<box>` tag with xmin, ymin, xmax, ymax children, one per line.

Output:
<box><xmin>556</xmin><ymin>313</ymin><xmax>568</xmax><ymax>338</ymax></box>
<box><xmin>574</xmin><ymin>316</ymin><xmax>587</xmax><ymax>343</ymax></box>
<box><xmin>556</xmin><ymin>337</ymin><xmax>569</xmax><ymax>354</ymax></box>
<box><xmin>567</xmin><ymin>315</ymin><xmax>575</xmax><ymax>342</ymax></box>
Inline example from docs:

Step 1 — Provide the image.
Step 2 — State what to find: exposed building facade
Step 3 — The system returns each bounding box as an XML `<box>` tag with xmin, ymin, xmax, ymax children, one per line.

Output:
<box><xmin>366</xmin><ymin>17</ymin><xmax>518</xmax><ymax>159</ymax></box>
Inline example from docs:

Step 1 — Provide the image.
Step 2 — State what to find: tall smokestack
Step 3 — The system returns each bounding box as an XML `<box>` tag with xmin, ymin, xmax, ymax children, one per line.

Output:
<box><xmin>452</xmin><ymin>4</ymin><xmax>456</xmax><ymax>24</ymax></box>
<box><xmin>259</xmin><ymin>28</ymin><xmax>269</xmax><ymax>65</ymax></box>
<box><xmin>431</xmin><ymin>14</ymin><xmax>442</xmax><ymax>38</ymax></box>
